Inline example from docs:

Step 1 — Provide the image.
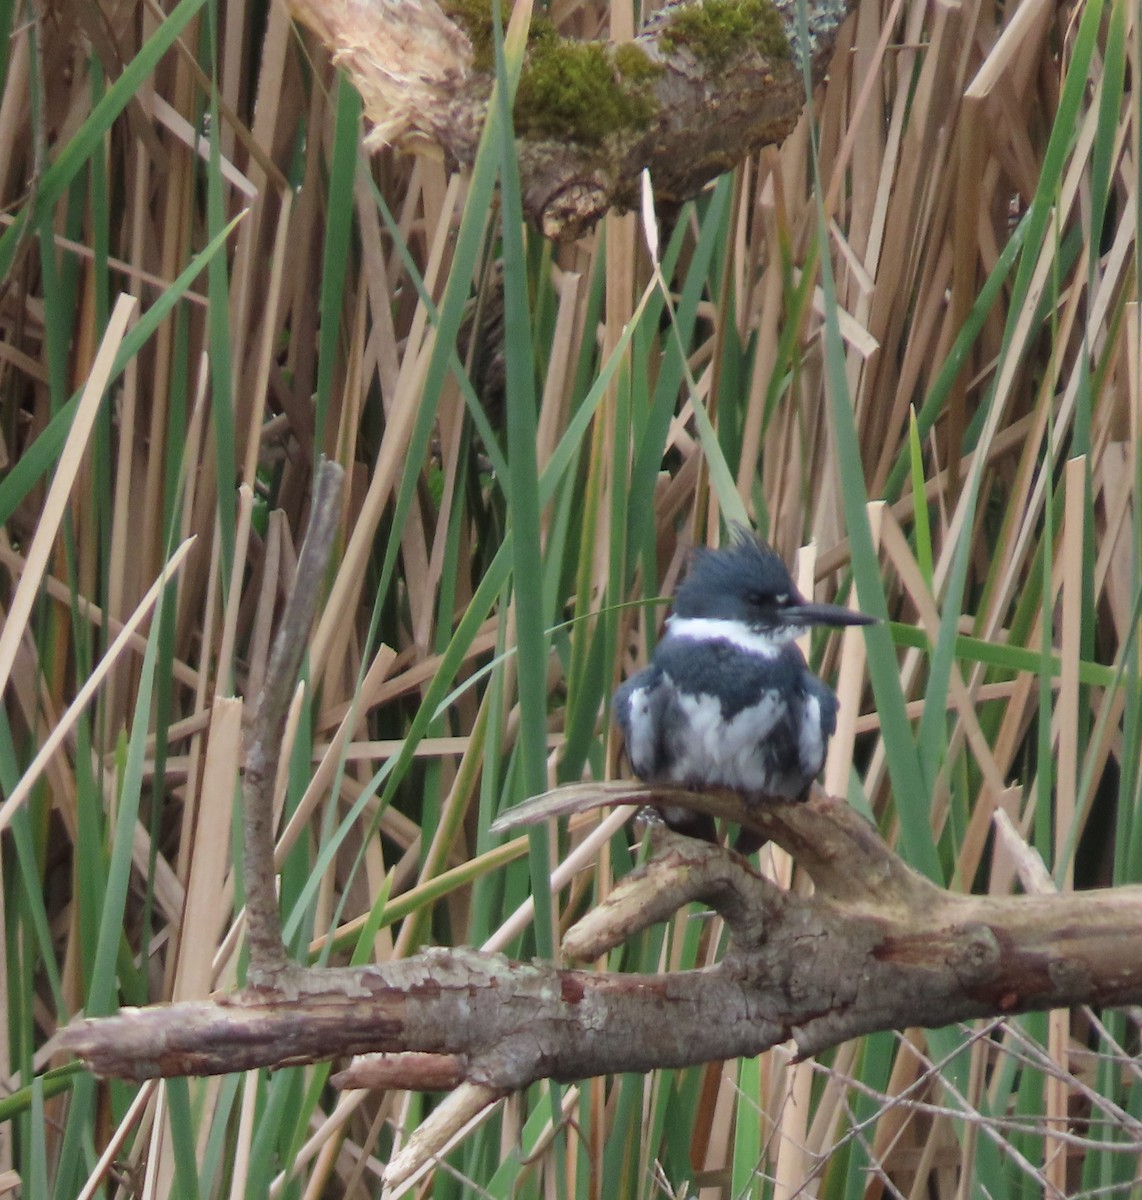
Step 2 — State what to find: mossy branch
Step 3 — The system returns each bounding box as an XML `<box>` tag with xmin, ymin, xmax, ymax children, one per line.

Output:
<box><xmin>284</xmin><ymin>0</ymin><xmax>857</xmax><ymax>238</ymax></box>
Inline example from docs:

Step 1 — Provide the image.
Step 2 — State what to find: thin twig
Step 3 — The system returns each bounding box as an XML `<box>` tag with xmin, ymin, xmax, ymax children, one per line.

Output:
<box><xmin>243</xmin><ymin>459</ymin><xmax>345</xmax><ymax>983</ymax></box>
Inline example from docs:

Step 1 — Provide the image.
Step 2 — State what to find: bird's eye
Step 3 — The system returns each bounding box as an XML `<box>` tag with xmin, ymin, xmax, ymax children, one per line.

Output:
<box><xmin>774</xmin><ymin>593</ymin><xmax>788</xmax><ymax>604</ymax></box>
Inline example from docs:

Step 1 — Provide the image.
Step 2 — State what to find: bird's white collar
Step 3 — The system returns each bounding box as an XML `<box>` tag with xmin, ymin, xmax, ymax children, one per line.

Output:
<box><xmin>666</xmin><ymin>615</ymin><xmax>789</xmax><ymax>657</ymax></box>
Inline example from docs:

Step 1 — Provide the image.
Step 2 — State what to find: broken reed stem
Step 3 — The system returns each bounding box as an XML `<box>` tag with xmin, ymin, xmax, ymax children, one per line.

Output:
<box><xmin>243</xmin><ymin>459</ymin><xmax>345</xmax><ymax>983</ymax></box>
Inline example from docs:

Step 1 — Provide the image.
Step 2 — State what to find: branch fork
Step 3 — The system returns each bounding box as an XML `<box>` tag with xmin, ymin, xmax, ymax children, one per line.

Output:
<box><xmin>61</xmin><ymin>783</ymin><xmax>1142</xmax><ymax>1086</ymax></box>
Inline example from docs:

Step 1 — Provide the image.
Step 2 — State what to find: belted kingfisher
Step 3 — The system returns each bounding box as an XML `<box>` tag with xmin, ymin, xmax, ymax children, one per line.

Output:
<box><xmin>613</xmin><ymin>532</ymin><xmax>875</xmax><ymax>821</ymax></box>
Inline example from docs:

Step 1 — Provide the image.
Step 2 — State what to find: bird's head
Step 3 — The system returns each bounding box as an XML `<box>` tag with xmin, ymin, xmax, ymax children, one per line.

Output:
<box><xmin>672</xmin><ymin>531</ymin><xmax>877</xmax><ymax>644</ymax></box>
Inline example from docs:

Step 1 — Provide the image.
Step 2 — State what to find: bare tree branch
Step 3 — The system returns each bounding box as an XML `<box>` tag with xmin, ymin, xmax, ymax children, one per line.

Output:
<box><xmin>61</xmin><ymin>786</ymin><xmax>1142</xmax><ymax>1085</ymax></box>
<box><xmin>242</xmin><ymin>460</ymin><xmax>344</xmax><ymax>984</ymax></box>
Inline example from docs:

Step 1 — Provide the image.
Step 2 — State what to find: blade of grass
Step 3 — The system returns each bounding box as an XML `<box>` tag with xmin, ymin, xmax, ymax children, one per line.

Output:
<box><xmin>0</xmin><ymin>537</ymin><xmax>195</xmax><ymax>834</ymax></box>
<box><xmin>0</xmin><ymin>0</ymin><xmax>209</xmax><ymax>281</ymax></box>
<box><xmin>490</xmin><ymin>0</ymin><xmax>554</xmax><ymax>959</ymax></box>
<box><xmin>0</xmin><ymin>214</ymin><xmax>243</xmax><ymax>530</ymax></box>
<box><xmin>0</xmin><ymin>294</ymin><xmax>134</xmax><ymax>702</ymax></box>
<box><xmin>85</xmin><ymin>545</ymin><xmax>182</xmax><ymax>1018</ymax></box>
<box><xmin>315</xmin><ymin>77</ymin><xmax>361</xmax><ymax>462</ymax></box>
<box><xmin>794</xmin><ymin>0</ymin><xmax>939</xmax><ymax>882</ymax></box>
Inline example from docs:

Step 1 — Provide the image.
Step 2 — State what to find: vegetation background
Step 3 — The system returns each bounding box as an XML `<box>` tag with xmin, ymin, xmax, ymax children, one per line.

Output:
<box><xmin>0</xmin><ymin>0</ymin><xmax>1139</xmax><ymax>1196</ymax></box>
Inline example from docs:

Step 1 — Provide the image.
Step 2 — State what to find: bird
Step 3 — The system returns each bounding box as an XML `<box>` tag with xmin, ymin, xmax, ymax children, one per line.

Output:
<box><xmin>613</xmin><ymin>531</ymin><xmax>876</xmax><ymax>836</ymax></box>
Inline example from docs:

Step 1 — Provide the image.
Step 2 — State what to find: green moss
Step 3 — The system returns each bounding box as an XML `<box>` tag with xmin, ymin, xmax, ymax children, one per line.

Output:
<box><xmin>515</xmin><ymin>34</ymin><xmax>660</xmax><ymax>145</ymax></box>
<box><xmin>613</xmin><ymin>42</ymin><xmax>667</xmax><ymax>85</ymax></box>
<box><xmin>660</xmin><ymin>0</ymin><xmax>790</xmax><ymax>68</ymax></box>
<box><xmin>443</xmin><ymin>2</ymin><xmax>663</xmax><ymax>144</ymax></box>
<box><xmin>444</xmin><ymin>0</ymin><xmax>552</xmax><ymax>70</ymax></box>
<box><xmin>442</xmin><ymin>0</ymin><xmax>494</xmax><ymax>69</ymax></box>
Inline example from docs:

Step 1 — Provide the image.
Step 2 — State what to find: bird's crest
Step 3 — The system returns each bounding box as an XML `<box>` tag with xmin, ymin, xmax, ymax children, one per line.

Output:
<box><xmin>674</xmin><ymin>527</ymin><xmax>795</xmax><ymax>617</ymax></box>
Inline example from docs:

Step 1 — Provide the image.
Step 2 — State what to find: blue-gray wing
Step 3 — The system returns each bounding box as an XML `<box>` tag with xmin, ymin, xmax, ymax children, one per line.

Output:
<box><xmin>806</xmin><ymin>675</ymin><xmax>838</xmax><ymax>735</ymax></box>
<box><xmin>799</xmin><ymin>674</ymin><xmax>839</xmax><ymax>780</ymax></box>
<box><xmin>613</xmin><ymin>666</ymin><xmax>672</xmax><ymax>780</ymax></box>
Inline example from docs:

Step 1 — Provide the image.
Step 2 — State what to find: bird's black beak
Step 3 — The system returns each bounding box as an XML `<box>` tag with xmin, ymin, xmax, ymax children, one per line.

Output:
<box><xmin>783</xmin><ymin>601</ymin><xmax>879</xmax><ymax>628</ymax></box>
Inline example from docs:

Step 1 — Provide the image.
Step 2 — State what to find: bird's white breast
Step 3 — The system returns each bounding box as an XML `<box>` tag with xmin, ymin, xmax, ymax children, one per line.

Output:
<box><xmin>666</xmin><ymin>683</ymin><xmax>787</xmax><ymax>791</ymax></box>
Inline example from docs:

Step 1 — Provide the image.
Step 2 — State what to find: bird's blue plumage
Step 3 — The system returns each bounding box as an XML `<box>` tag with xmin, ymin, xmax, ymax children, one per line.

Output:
<box><xmin>614</xmin><ymin>532</ymin><xmax>872</xmax><ymax>803</ymax></box>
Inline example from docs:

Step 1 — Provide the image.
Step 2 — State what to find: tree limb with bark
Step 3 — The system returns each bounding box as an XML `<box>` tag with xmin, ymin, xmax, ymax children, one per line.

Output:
<box><xmin>61</xmin><ymin>783</ymin><xmax>1142</xmax><ymax>1088</ymax></box>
